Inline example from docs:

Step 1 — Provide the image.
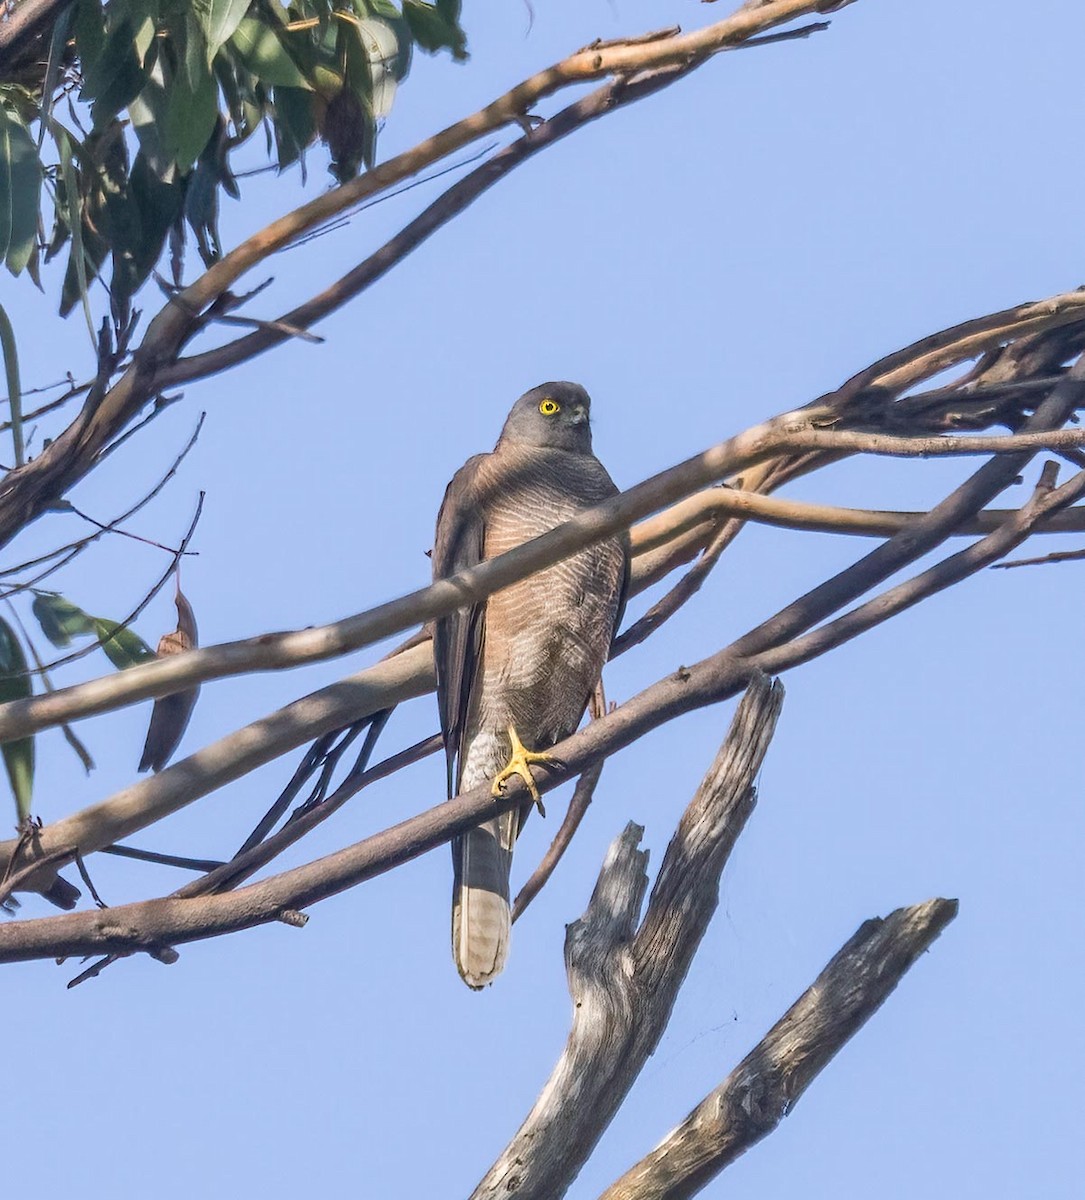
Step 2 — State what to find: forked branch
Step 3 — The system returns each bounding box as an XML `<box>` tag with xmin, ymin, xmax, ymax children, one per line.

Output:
<box><xmin>598</xmin><ymin>898</ymin><xmax>958</xmax><ymax>1200</ymax></box>
<box><xmin>0</xmin><ymin>0</ymin><xmax>863</xmax><ymax>553</ymax></box>
<box><xmin>3</xmin><ymin>416</ymin><xmax>1085</xmax><ymax>743</ymax></box>
<box><xmin>471</xmin><ymin>674</ymin><xmax>783</xmax><ymax>1200</ymax></box>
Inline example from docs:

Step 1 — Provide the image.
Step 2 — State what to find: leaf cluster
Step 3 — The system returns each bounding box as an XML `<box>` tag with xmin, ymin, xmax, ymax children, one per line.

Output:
<box><xmin>0</xmin><ymin>592</ymin><xmax>154</xmax><ymax>824</ymax></box>
<box><xmin>0</xmin><ymin>0</ymin><xmax>467</xmax><ymax>326</ymax></box>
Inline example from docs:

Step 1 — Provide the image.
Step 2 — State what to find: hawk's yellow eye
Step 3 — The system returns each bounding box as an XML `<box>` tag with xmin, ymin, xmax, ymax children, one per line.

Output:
<box><xmin>539</xmin><ymin>398</ymin><xmax>560</xmax><ymax>415</ymax></box>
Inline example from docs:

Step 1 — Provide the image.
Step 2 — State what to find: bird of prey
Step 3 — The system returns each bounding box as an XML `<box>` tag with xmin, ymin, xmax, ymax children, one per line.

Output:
<box><xmin>433</xmin><ymin>382</ymin><xmax>629</xmax><ymax>988</ymax></box>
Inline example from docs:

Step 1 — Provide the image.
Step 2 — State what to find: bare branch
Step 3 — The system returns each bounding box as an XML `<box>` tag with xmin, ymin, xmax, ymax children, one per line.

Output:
<box><xmin>472</xmin><ymin>675</ymin><xmax>783</xmax><ymax>1200</ymax></box>
<box><xmin>4</xmin><ymin>440</ymin><xmax>1084</xmax><ymax>908</ymax></box>
<box><xmin>0</xmin><ymin>651</ymin><xmax>432</xmax><ymax>902</ymax></box>
<box><xmin>3</xmin><ymin>416</ymin><xmax>1085</xmax><ymax>743</ymax></box>
<box><xmin>991</xmin><ymin>545</ymin><xmax>1085</xmax><ymax>569</ymax></box>
<box><xmin>512</xmin><ymin>760</ymin><xmax>604</xmax><ymax>924</ymax></box>
<box><xmin>762</xmin><ymin>461</ymin><xmax>1085</xmax><ymax>673</ymax></box>
<box><xmin>0</xmin><ymin>669</ymin><xmax>780</xmax><ymax>961</ymax></box>
<box><xmin>724</xmin><ymin>359</ymin><xmax>1085</xmax><ymax>666</ymax></box>
<box><xmin>599</xmin><ymin>899</ymin><xmax>959</xmax><ymax>1200</ymax></box>
<box><xmin>0</xmin><ymin>0</ymin><xmax>864</xmax><ymax>552</ymax></box>
<box><xmin>826</xmin><ymin>290</ymin><xmax>1085</xmax><ymax>407</ymax></box>
<box><xmin>0</xmin><ymin>431</ymin><xmax>1073</xmax><ymax>946</ymax></box>
<box><xmin>634</xmin><ymin>486</ymin><xmax>1085</xmax><ymax>543</ymax></box>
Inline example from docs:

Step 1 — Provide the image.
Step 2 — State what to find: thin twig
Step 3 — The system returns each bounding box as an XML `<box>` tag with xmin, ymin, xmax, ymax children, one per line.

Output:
<box><xmin>173</xmin><ymin>713</ymin><xmax>414</xmax><ymax>901</ymax></box>
<box><xmin>991</xmin><ymin>545</ymin><xmax>1085</xmax><ymax>569</ymax></box>
<box><xmin>73</xmin><ymin>852</ymin><xmax>106</xmax><ymax>908</ymax></box>
<box><xmin>100</xmin><ymin>844</ymin><xmax>226</xmax><ymax>872</ymax></box>
<box><xmin>613</xmin><ymin>515</ymin><xmax>742</xmax><ymax>657</ymax></box>
<box><xmin>512</xmin><ymin>760</ymin><xmax>604</xmax><ymax>924</ymax></box>
<box><xmin>4</xmin><ymin>417</ymin><xmax>1085</xmax><ymax>740</ymax></box>
<box><xmin>284</xmin><ymin>142</ymin><xmax>498</xmax><ymax>251</ymax></box>
<box><xmin>0</xmin><ymin>844</ymin><xmax>75</xmax><ymax>909</ymax></box>
<box><xmin>0</xmin><ymin>414</ymin><xmax>204</xmax><ymax>580</ymax></box>
<box><xmin>26</xmin><ymin>492</ymin><xmax>204</xmax><ymax>676</ymax></box>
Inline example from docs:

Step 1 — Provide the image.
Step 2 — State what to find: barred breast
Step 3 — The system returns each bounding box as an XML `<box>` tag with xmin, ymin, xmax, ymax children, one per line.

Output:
<box><xmin>458</xmin><ymin>444</ymin><xmax>626</xmax><ymax>792</ymax></box>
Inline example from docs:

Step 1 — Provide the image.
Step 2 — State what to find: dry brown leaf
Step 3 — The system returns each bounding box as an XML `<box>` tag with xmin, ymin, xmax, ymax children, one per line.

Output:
<box><xmin>138</xmin><ymin>587</ymin><xmax>200</xmax><ymax>773</ymax></box>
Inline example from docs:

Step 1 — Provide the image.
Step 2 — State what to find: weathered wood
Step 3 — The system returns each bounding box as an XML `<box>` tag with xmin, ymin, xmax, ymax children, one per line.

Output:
<box><xmin>599</xmin><ymin>898</ymin><xmax>958</xmax><ymax>1200</ymax></box>
<box><xmin>470</xmin><ymin>674</ymin><xmax>784</xmax><ymax>1200</ymax></box>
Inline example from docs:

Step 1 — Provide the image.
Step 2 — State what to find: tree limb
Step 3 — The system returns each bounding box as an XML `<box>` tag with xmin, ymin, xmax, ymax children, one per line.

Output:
<box><xmin>3</xmin><ymin>438</ymin><xmax>1084</xmax><ymax>911</ymax></box>
<box><xmin>0</xmin><ymin>0</ymin><xmax>72</xmax><ymax>69</ymax></box>
<box><xmin>0</xmin><ymin>0</ymin><xmax>863</xmax><ymax>552</ymax></box>
<box><xmin>0</xmin><ymin>437</ymin><xmax>1076</xmax><ymax>949</ymax></box>
<box><xmin>512</xmin><ymin>760</ymin><xmax>605</xmax><ymax>924</ymax></box>
<box><xmin>472</xmin><ymin>674</ymin><xmax>783</xmax><ymax>1200</ymax></box>
<box><xmin>3</xmin><ymin>417</ymin><xmax>1084</xmax><ymax>743</ymax></box>
<box><xmin>598</xmin><ymin>898</ymin><xmax>958</xmax><ymax>1200</ymax></box>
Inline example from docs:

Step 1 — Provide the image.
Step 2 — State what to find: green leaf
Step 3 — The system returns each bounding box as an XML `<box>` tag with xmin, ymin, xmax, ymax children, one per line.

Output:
<box><xmin>272</xmin><ymin>86</ymin><xmax>316</xmax><ymax>170</ymax></box>
<box><xmin>357</xmin><ymin>17</ymin><xmax>403</xmax><ymax>118</ymax></box>
<box><xmin>0</xmin><ymin>303</ymin><xmax>24</xmax><ymax>467</ymax></box>
<box><xmin>326</xmin><ymin>16</ymin><xmax>375</xmax><ymax>177</ymax></box>
<box><xmin>36</xmin><ymin>6</ymin><xmax>76</xmax><ymax>152</ymax></box>
<box><xmin>131</xmin><ymin>10</ymin><xmax>156</xmax><ymax>62</ymax></box>
<box><xmin>161</xmin><ymin>50</ymin><xmax>218</xmax><ymax>173</ymax></box>
<box><xmin>402</xmin><ymin>0</ymin><xmax>467</xmax><ymax>61</ymax></box>
<box><xmin>185</xmin><ymin>141</ymin><xmax>222</xmax><ymax>264</ymax></box>
<box><xmin>72</xmin><ymin>0</ymin><xmax>106</xmax><ymax>66</ymax></box>
<box><xmin>129</xmin><ymin>62</ymin><xmax>174</xmax><ymax>179</ymax></box>
<box><xmin>31</xmin><ymin>594</ymin><xmax>154</xmax><ymax>670</ymax></box>
<box><xmin>126</xmin><ymin>150</ymin><xmax>185</xmax><ymax>279</ymax></box>
<box><xmin>31</xmin><ymin>594</ymin><xmax>96</xmax><ymax>647</ymax></box>
<box><xmin>0</xmin><ymin>617</ymin><xmax>34</xmax><ymax>823</ymax></box>
<box><xmin>44</xmin><ymin>172</ymin><xmax>71</xmax><ymax>263</ymax></box>
<box><xmin>230</xmin><ymin>17</ymin><xmax>311</xmax><ymax>89</ymax></box>
<box><xmin>180</xmin><ymin>12</ymin><xmax>211</xmax><ymax>92</ymax></box>
<box><xmin>361</xmin><ymin>1</ymin><xmax>413</xmax><ymax>80</ymax></box>
<box><xmin>17</xmin><ymin>618</ymin><xmax>96</xmax><ymax>776</ymax></box>
<box><xmin>82</xmin><ymin>16</ymin><xmax>156</xmax><ymax>128</ymax></box>
<box><xmin>0</xmin><ymin>105</ymin><xmax>43</xmax><ymax>277</ymax></box>
<box><xmin>24</xmin><ymin>238</ymin><xmax>42</xmax><ymax>291</ymax></box>
<box><xmin>92</xmin><ymin>620</ymin><xmax>156</xmax><ymax>670</ymax></box>
<box><xmin>56</xmin><ymin>128</ymin><xmax>99</xmax><ymax>336</ymax></box>
<box><xmin>193</xmin><ymin>0</ymin><xmax>252</xmax><ymax>62</ymax></box>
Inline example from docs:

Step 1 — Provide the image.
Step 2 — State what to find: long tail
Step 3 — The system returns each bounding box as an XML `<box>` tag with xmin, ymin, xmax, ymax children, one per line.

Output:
<box><xmin>451</xmin><ymin>807</ymin><xmax>519</xmax><ymax>989</ymax></box>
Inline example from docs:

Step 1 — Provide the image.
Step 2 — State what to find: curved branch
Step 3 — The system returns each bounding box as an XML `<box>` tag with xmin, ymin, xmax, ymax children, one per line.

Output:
<box><xmin>0</xmin><ymin>0</ymin><xmax>72</xmax><ymax>67</ymax></box>
<box><xmin>0</xmin><ymin>649</ymin><xmax>433</xmax><ymax>903</ymax></box>
<box><xmin>512</xmin><ymin>760</ymin><xmax>605</xmax><ymax>924</ymax></box>
<box><xmin>0</xmin><ymin>0</ymin><xmax>861</xmax><ymax>552</ymax></box>
<box><xmin>1</xmin><ymin>441</ymin><xmax>1080</xmax><ymax>942</ymax></box>
<box><xmin>0</xmin><ymin>667</ymin><xmax>784</xmax><ymax>961</ymax></box>
<box><xmin>3</xmin><ymin>435</ymin><xmax>1085</xmax><ymax>903</ymax></box>
<box><xmin>158</xmin><ymin>69</ymin><xmax>700</xmax><ymax>387</ymax></box>
<box><xmin>3</xmin><ymin>418</ymin><xmax>1084</xmax><ymax>744</ymax></box>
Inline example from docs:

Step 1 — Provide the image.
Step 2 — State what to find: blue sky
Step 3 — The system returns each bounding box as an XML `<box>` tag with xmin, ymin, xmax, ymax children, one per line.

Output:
<box><xmin>3</xmin><ymin>1</ymin><xmax>1084</xmax><ymax>1197</ymax></box>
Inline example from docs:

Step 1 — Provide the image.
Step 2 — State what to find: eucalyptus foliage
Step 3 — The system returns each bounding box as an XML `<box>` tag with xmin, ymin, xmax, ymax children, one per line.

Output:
<box><xmin>0</xmin><ymin>0</ymin><xmax>468</xmax><ymax>325</ymax></box>
<box><xmin>0</xmin><ymin>1</ymin><xmax>466</xmax><ymax>821</ymax></box>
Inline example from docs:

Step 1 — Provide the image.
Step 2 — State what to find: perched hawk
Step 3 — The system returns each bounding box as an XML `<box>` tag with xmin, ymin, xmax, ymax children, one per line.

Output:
<box><xmin>433</xmin><ymin>383</ymin><xmax>629</xmax><ymax>988</ymax></box>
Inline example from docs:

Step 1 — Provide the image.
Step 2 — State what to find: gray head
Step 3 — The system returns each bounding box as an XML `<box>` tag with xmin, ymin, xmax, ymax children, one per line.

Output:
<box><xmin>497</xmin><ymin>382</ymin><xmax>594</xmax><ymax>454</ymax></box>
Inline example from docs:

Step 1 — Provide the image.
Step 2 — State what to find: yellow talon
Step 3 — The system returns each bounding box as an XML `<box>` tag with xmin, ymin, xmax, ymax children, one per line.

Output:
<box><xmin>491</xmin><ymin>725</ymin><xmax>557</xmax><ymax>816</ymax></box>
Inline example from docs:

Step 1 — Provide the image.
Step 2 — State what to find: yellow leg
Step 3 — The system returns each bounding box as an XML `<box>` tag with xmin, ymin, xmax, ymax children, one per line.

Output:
<box><xmin>491</xmin><ymin>725</ymin><xmax>558</xmax><ymax>815</ymax></box>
